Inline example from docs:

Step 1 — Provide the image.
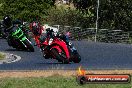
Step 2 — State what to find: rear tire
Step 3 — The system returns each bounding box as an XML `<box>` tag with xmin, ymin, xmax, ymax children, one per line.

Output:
<box><xmin>51</xmin><ymin>48</ymin><xmax>69</xmax><ymax>64</ymax></box>
<box><xmin>24</xmin><ymin>39</ymin><xmax>34</xmax><ymax>52</ymax></box>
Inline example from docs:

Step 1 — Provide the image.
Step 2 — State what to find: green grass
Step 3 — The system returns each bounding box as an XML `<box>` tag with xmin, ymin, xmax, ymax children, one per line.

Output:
<box><xmin>0</xmin><ymin>52</ymin><xmax>5</xmax><ymax>60</ymax></box>
<box><xmin>0</xmin><ymin>75</ymin><xmax>131</xmax><ymax>88</ymax></box>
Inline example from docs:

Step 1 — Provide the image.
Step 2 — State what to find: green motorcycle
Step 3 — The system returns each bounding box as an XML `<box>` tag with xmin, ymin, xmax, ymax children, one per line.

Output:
<box><xmin>7</xmin><ymin>25</ymin><xmax>34</xmax><ymax>52</ymax></box>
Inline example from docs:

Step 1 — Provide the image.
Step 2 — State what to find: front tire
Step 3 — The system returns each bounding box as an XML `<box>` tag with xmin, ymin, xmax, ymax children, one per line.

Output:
<box><xmin>72</xmin><ymin>51</ymin><xmax>81</xmax><ymax>63</ymax></box>
<box><xmin>24</xmin><ymin>39</ymin><xmax>34</xmax><ymax>52</ymax></box>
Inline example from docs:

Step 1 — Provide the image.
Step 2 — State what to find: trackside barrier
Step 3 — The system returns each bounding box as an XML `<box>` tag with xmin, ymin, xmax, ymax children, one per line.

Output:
<box><xmin>98</xmin><ymin>29</ymin><xmax>130</xmax><ymax>43</ymax></box>
<box><xmin>52</xmin><ymin>25</ymin><xmax>130</xmax><ymax>44</ymax></box>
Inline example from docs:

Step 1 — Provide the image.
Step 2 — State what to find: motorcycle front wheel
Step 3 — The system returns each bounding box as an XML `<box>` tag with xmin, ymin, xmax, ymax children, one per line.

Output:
<box><xmin>51</xmin><ymin>48</ymin><xmax>69</xmax><ymax>64</ymax></box>
<box><xmin>23</xmin><ymin>39</ymin><xmax>34</xmax><ymax>52</ymax></box>
<box><xmin>71</xmin><ymin>51</ymin><xmax>81</xmax><ymax>63</ymax></box>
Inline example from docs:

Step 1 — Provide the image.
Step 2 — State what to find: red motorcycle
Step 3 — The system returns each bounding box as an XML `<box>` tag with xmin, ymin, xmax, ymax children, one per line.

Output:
<box><xmin>38</xmin><ymin>28</ymin><xmax>81</xmax><ymax>64</ymax></box>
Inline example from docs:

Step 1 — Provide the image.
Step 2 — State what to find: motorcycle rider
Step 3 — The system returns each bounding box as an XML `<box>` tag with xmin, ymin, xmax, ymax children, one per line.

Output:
<box><xmin>43</xmin><ymin>24</ymin><xmax>76</xmax><ymax>52</ymax></box>
<box><xmin>59</xmin><ymin>30</ymin><xmax>77</xmax><ymax>52</ymax></box>
<box><xmin>2</xmin><ymin>15</ymin><xmax>15</xmax><ymax>46</ymax></box>
<box><xmin>2</xmin><ymin>16</ymin><xmax>27</xmax><ymax>38</ymax></box>
<box><xmin>3</xmin><ymin>16</ymin><xmax>23</xmax><ymax>32</ymax></box>
<box><xmin>29</xmin><ymin>18</ymin><xmax>44</xmax><ymax>47</ymax></box>
<box><xmin>2</xmin><ymin>15</ymin><xmax>13</xmax><ymax>32</ymax></box>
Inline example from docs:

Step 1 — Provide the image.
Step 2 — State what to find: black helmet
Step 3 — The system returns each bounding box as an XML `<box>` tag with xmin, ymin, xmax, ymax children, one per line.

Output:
<box><xmin>3</xmin><ymin>15</ymin><xmax>12</xmax><ymax>28</ymax></box>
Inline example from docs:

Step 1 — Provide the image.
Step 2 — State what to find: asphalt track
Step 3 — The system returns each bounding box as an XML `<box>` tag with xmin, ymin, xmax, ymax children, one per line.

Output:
<box><xmin>0</xmin><ymin>39</ymin><xmax>132</xmax><ymax>70</ymax></box>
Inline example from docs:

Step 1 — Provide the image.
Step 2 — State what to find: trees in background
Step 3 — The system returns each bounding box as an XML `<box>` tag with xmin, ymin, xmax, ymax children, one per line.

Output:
<box><xmin>0</xmin><ymin>0</ymin><xmax>53</xmax><ymax>22</ymax></box>
<box><xmin>72</xmin><ymin>0</ymin><xmax>132</xmax><ymax>31</ymax></box>
<box><xmin>72</xmin><ymin>0</ymin><xmax>96</xmax><ymax>13</ymax></box>
<box><xmin>0</xmin><ymin>0</ymin><xmax>131</xmax><ymax>31</ymax></box>
<box><xmin>47</xmin><ymin>5</ymin><xmax>95</xmax><ymax>28</ymax></box>
<box><xmin>99</xmin><ymin>0</ymin><xmax>132</xmax><ymax>31</ymax></box>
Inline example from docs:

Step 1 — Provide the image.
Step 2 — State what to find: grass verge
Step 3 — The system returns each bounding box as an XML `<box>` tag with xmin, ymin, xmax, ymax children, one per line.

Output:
<box><xmin>0</xmin><ymin>75</ymin><xmax>131</xmax><ymax>88</ymax></box>
<box><xmin>0</xmin><ymin>70</ymin><xmax>132</xmax><ymax>88</ymax></box>
<box><xmin>0</xmin><ymin>52</ymin><xmax>5</xmax><ymax>60</ymax></box>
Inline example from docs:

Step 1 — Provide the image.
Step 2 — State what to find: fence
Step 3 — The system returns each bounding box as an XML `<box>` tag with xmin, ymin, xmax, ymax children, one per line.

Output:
<box><xmin>0</xmin><ymin>19</ymin><xmax>131</xmax><ymax>44</ymax></box>
<box><xmin>98</xmin><ymin>29</ymin><xmax>130</xmax><ymax>43</ymax></box>
<box><xmin>52</xmin><ymin>25</ymin><xmax>131</xmax><ymax>44</ymax></box>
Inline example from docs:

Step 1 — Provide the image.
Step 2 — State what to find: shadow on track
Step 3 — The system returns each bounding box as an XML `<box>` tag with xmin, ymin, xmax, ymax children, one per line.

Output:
<box><xmin>37</xmin><ymin>62</ymin><xmax>72</xmax><ymax>65</ymax></box>
<box><xmin>5</xmin><ymin>48</ymin><xmax>34</xmax><ymax>52</ymax></box>
<box><xmin>5</xmin><ymin>49</ymin><xmax>18</xmax><ymax>51</ymax></box>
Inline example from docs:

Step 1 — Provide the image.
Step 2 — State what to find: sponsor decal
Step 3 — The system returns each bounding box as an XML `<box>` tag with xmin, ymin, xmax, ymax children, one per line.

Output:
<box><xmin>76</xmin><ymin>66</ymin><xmax>131</xmax><ymax>85</ymax></box>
